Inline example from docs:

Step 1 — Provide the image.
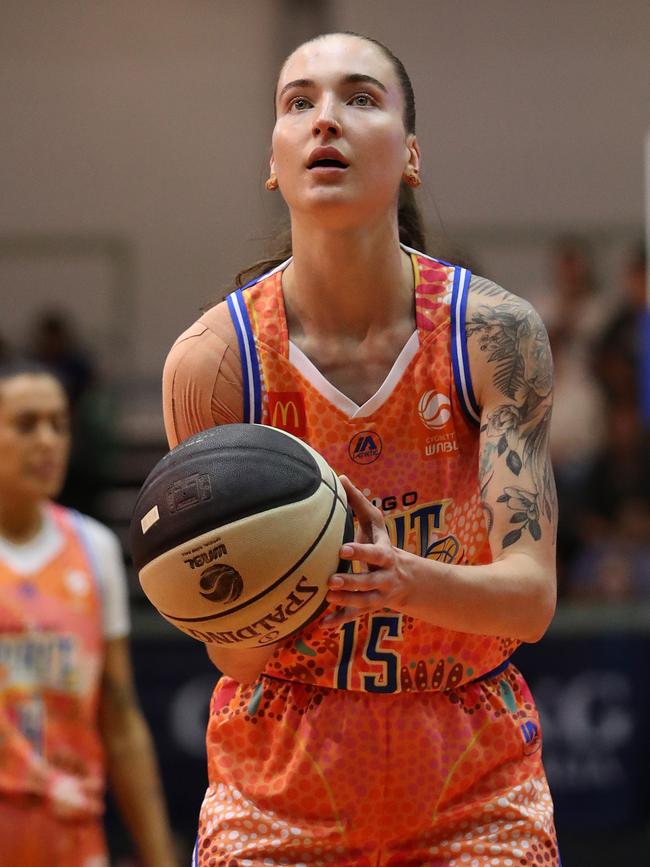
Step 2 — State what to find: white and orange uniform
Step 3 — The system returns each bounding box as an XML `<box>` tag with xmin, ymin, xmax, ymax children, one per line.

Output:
<box><xmin>165</xmin><ymin>248</ymin><xmax>559</xmax><ymax>866</ymax></box>
<box><xmin>0</xmin><ymin>503</ymin><xmax>129</xmax><ymax>867</ymax></box>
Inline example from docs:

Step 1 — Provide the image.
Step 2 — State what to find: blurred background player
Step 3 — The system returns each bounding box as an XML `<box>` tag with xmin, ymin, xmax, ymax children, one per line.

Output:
<box><xmin>164</xmin><ymin>32</ymin><xmax>559</xmax><ymax>865</ymax></box>
<box><xmin>0</xmin><ymin>360</ymin><xmax>178</xmax><ymax>867</ymax></box>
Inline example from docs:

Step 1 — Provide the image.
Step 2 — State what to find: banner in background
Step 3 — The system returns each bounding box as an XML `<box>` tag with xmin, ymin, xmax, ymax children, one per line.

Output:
<box><xmin>125</xmin><ymin>633</ymin><xmax>650</xmax><ymax>840</ymax></box>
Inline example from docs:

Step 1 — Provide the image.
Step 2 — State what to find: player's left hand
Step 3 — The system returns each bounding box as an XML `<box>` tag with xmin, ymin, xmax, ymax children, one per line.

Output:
<box><xmin>324</xmin><ymin>476</ymin><xmax>410</xmax><ymax>627</ymax></box>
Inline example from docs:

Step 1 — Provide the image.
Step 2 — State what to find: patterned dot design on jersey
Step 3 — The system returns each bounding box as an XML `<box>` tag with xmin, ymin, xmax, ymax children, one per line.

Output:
<box><xmin>198</xmin><ymin>251</ymin><xmax>558</xmax><ymax>865</ymax></box>
<box><xmin>197</xmin><ymin>666</ymin><xmax>558</xmax><ymax>865</ymax></box>
<box><xmin>241</xmin><ymin>256</ymin><xmax>518</xmax><ymax>693</ymax></box>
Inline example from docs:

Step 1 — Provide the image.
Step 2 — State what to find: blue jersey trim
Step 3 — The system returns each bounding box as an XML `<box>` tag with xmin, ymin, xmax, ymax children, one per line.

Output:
<box><xmin>226</xmin><ymin>260</ymin><xmax>291</xmax><ymax>424</ymax></box>
<box><xmin>226</xmin><ymin>290</ymin><xmax>262</xmax><ymax>424</ymax></box>
<box><xmin>226</xmin><ymin>292</ymin><xmax>252</xmax><ymax>423</ymax></box>
<box><xmin>450</xmin><ymin>266</ymin><xmax>481</xmax><ymax>426</ymax></box>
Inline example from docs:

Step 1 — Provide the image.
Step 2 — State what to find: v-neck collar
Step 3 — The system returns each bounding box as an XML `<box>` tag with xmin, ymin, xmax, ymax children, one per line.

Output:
<box><xmin>270</xmin><ymin>247</ymin><xmax>421</xmax><ymax>420</ymax></box>
<box><xmin>287</xmin><ymin>330</ymin><xmax>420</xmax><ymax>420</ymax></box>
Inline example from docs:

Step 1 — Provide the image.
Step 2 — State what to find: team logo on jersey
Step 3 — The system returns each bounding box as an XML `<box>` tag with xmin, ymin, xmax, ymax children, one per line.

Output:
<box><xmin>199</xmin><ymin>563</ymin><xmax>243</xmax><ymax>603</ymax></box>
<box><xmin>348</xmin><ymin>430</ymin><xmax>383</xmax><ymax>464</ymax></box>
<box><xmin>383</xmin><ymin>497</ymin><xmax>462</xmax><ymax>564</ymax></box>
<box><xmin>418</xmin><ymin>390</ymin><xmax>451</xmax><ymax>429</ymax></box>
<box><xmin>268</xmin><ymin>391</ymin><xmax>307</xmax><ymax>437</ymax></box>
<box><xmin>520</xmin><ymin>718</ymin><xmax>542</xmax><ymax>755</ymax></box>
<box><xmin>425</xmin><ymin>534</ymin><xmax>460</xmax><ymax>563</ymax></box>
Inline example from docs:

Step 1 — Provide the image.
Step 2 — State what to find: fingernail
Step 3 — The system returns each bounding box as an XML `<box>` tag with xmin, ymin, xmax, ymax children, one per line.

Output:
<box><xmin>340</xmin><ymin>545</ymin><xmax>354</xmax><ymax>557</ymax></box>
<box><xmin>329</xmin><ymin>575</ymin><xmax>344</xmax><ymax>588</ymax></box>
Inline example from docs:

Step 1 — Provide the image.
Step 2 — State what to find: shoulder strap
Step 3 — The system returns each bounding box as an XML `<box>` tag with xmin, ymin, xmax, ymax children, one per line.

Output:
<box><xmin>225</xmin><ymin>259</ymin><xmax>292</xmax><ymax>424</ymax></box>
<box><xmin>226</xmin><ymin>288</ymin><xmax>263</xmax><ymax>424</ymax></box>
<box><xmin>450</xmin><ymin>266</ymin><xmax>481</xmax><ymax>426</ymax></box>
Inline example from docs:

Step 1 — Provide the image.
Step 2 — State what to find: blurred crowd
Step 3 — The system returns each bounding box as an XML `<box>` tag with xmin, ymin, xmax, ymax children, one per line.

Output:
<box><xmin>2</xmin><ymin>239</ymin><xmax>648</xmax><ymax>606</ymax></box>
<box><xmin>530</xmin><ymin>239</ymin><xmax>650</xmax><ymax>602</ymax></box>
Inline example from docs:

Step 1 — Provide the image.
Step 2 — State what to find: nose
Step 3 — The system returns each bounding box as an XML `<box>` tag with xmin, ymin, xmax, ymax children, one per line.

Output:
<box><xmin>35</xmin><ymin>419</ymin><xmax>62</xmax><ymax>448</ymax></box>
<box><xmin>312</xmin><ymin>97</ymin><xmax>342</xmax><ymax>139</ymax></box>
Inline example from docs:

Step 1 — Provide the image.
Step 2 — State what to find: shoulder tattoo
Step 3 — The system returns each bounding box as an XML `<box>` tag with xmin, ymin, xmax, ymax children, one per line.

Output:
<box><xmin>468</xmin><ymin>282</ymin><xmax>557</xmax><ymax>546</ymax></box>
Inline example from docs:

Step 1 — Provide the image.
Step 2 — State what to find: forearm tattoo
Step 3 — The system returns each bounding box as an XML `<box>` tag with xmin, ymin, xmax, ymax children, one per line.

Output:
<box><xmin>469</xmin><ymin>279</ymin><xmax>557</xmax><ymax>548</ymax></box>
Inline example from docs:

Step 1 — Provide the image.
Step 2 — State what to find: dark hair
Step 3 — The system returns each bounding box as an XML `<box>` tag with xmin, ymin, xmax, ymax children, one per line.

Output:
<box><xmin>0</xmin><ymin>359</ymin><xmax>65</xmax><ymax>391</ymax></box>
<box><xmin>234</xmin><ymin>32</ymin><xmax>426</xmax><ymax>290</ymax></box>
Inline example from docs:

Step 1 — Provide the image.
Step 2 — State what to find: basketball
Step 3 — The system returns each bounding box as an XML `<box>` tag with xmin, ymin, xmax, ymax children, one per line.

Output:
<box><xmin>129</xmin><ymin>424</ymin><xmax>353</xmax><ymax>648</ymax></box>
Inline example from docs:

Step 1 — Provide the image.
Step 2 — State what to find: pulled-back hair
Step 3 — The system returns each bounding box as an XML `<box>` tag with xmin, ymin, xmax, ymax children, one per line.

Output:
<box><xmin>0</xmin><ymin>358</ymin><xmax>62</xmax><ymax>387</ymax></box>
<box><xmin>233</xmin><ymin>32</ymin><xmax>426</xmax><ymax>290</ymax></box>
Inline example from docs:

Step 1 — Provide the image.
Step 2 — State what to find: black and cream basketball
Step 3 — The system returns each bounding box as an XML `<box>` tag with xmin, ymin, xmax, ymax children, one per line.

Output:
<box><xmin>129</xmin><ymin>424</ymin><xmax>353</xmax><ymax>648</ymax></box>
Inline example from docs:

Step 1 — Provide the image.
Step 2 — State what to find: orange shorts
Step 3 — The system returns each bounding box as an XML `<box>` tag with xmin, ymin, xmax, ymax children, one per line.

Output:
<box><xmin>197</xmin><ymin>664</ymin><xmax>559</xmax><ymax>866</ymax></box>
<box><xmin>0</xmin><ymin>797</ymin><xmax>107</xmax><ymax>867</ymax></box>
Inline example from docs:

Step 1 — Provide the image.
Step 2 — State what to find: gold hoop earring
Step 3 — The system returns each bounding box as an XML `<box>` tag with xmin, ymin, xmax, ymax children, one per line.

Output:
<box><xmin>404</xmin><ymin>170</ymin><xmax>421</xmax><ymax>188</ymax></box>
<box><xmin>265</xmin><ymin>175</ymin><xmax>279</xmax><ymax>191</ymax></box>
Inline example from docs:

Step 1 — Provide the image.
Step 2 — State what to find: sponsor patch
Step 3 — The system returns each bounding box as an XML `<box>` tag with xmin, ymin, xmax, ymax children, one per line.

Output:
<box><xmin>348</xmin><ymin>430</ymin><xmax>383</xmax><ymax>464</ymax></box>
<box><xmin>418</xmin><ymin>390</ymin><xmax>452</xmax><ymax>430</ymax></box>
<box><xmin>268</xmin><ymin>391</ymin><xmax>307</xmax><ymax>437</ymax></box>
<box><xmin>416</xmin><ymin>390</ymin><xmax>458</xmax><ymax>458</ymax></box>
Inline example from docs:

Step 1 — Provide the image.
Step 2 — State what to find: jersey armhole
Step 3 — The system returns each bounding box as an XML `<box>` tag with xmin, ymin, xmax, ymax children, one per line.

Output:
<box><xmin>226</xmin><ymin>289</ymin><xmax>263</xmax><ymax>424</ymax></box>
<box><xmin>67</xmin><ymin>509</ymin><xmax>105</xmax><ymax>611</ymax></box>
<box><xmin>225</xmin><ymin>259</ymin><xmax>292</xmax><ymax>424</ymax></box>
<box><xmin>450</xmin><ymin>267</ymin><xmax>481</xmax><ymax>426</ymax></box>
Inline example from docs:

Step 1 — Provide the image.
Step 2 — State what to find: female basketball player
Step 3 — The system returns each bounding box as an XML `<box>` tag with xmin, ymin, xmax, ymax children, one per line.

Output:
<box><xmin>164</xmin><ymin>32</ymin><xmax>560</xmax><ymax>866</ymax></box>
<box><xmin>0</xmin><ymin>361</ymin><xmax>178</xmax><ymax>867</ymax></box>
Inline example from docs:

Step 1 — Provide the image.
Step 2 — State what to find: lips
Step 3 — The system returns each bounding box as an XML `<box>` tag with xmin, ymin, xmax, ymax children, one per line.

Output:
<box><xmin>307</xmin><ymin>147</ymin><xmax>349</xmax><ymax>170</ymax></box>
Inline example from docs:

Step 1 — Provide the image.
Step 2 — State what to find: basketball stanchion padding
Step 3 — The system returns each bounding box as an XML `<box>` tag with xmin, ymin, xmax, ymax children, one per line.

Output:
<box><xmin>129</xmin><ymin>424</ymin><xmax>354</xmax><ymax>648</ymax></box>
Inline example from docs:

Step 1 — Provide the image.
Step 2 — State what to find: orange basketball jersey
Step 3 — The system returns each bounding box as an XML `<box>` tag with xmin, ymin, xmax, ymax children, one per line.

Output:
<box><xmin>0</xmin><ymin>504</ymin><xmax>105</xmax><ymax>801</ymax></box>
<box><xmin>225</xmin><ymin>248</ymin><xmax>520</xmax><ymax>693</ymax></box>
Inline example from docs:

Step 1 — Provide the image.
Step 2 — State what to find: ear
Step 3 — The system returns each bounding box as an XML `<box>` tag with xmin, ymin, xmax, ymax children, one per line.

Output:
<box><xmin>405</xmin><ymin>134</ymin><xmax>421</xmax><ymax>174</ymax></box>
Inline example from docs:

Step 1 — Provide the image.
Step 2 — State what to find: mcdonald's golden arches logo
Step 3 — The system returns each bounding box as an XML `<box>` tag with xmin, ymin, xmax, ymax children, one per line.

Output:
<box><xmin>268</xmin><ymin>391</ymin><xmax>307</xmax><ymax>436</ymax></box>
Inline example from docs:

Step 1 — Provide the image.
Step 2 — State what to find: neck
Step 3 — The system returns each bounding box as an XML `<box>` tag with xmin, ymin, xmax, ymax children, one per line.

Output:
<box><xmin>0</xmin><ymin>498</ymin><xmax>44</xmax><ymax>543</ymax></box>
<box><xmin>283</xmin><ymin>216</ymin><xmax>414</xmax><ymax>340</ymax></box>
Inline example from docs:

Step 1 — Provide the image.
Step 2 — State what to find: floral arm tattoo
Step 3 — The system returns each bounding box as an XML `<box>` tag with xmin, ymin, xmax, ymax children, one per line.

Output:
<box><xmin>468</xmin><ymin>277</ymin><xmax>557</xmax><ymax>550</ymax></box>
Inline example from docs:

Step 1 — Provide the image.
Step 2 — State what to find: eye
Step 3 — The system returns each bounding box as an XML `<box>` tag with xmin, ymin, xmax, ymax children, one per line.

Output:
<box><xmin>15</xmin><ymin>416</ymin><xmax>36</xmax><ymax>434</ymax></box>
<box><xmin>349</xmin><ymin>93</ymin><xmax>375</xmax><ymax>107</ymax></box>
<box><xmin>289</xmin><ymin>96</ymin><xmax>312</xmax><ymax>112</ymax></box>
<box><xmin>52</xmin><ymin>414</ymin><xmax>71</xmax><ymax>436</ymax></box>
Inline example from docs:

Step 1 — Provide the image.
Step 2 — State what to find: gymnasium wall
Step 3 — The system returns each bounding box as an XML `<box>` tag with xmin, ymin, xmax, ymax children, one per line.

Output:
<box><xmin>1</xmin><ymin>0</ymin><xmax>648</xmax><ymax>381</ymax></box>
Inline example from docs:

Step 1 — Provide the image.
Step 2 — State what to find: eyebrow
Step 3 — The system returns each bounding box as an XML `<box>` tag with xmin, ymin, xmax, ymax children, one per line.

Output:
<box><xmin>278</xmin><ymin>73</ymin><xmax>388</xmax><ymax>101</ymax></box>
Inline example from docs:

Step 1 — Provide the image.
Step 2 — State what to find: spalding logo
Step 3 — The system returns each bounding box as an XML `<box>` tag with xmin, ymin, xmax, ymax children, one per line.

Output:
<box><xmin>199</xmin><ymin>563</ymin><xmax>244</xmax><ymax>603</ymax></box>
<box><xmin>418</xmin><ymin>391</ymin><xmax>451</xmax><ymax>430</ymax></box>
